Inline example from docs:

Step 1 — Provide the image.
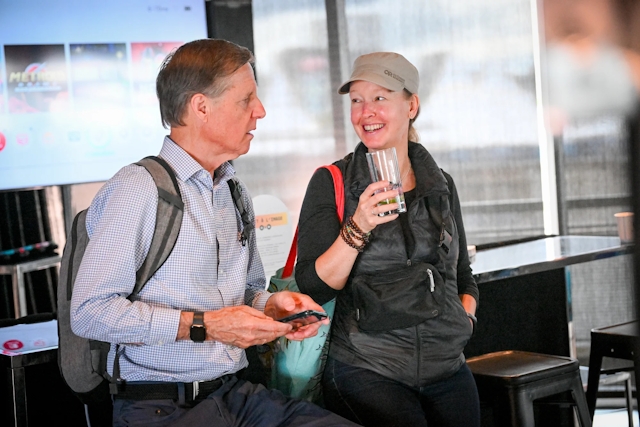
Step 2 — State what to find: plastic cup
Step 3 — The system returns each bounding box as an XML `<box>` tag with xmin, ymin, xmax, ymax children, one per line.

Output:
<box><xmin>365</xmin><ymin>147</ymin><xmax>407</xmax><ymax>216</ymax></box>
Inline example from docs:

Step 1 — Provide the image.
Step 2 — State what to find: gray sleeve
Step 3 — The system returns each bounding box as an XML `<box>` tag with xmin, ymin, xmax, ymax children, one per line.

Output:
<box><xmin>444</xmin><ymin>171</ymin><xmax>479</xmax><ymax>305</ymax></box>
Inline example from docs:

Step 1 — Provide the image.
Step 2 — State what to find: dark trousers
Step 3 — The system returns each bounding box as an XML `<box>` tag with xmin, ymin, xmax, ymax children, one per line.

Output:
<box><xmin>323</xmin><ymin>356</ymin><xmax>481</xmax><ymax>427</ymax></box>
<box><xmin>112</xmin><ymin>375</ymin><xmax>359</xmax><ymax>427</ymax></box>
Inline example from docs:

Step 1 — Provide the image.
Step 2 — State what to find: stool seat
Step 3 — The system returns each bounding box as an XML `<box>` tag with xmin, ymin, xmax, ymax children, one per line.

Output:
<box><xmin>468</xmin><ymin>350</ymin><xmax>592</xmax><ymax>427</ymax></box>
<box><xmin>469</xmin><ymin>351</ymin><xmax>578</xmax><ymax>385</ymax></box>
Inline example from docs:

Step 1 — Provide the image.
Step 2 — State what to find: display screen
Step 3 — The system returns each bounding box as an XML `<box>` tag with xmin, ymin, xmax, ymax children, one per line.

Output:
<box><xmin>0</xmin><ymin>0</ymin><xmax>208</xmax><ymax>191</ymax></box>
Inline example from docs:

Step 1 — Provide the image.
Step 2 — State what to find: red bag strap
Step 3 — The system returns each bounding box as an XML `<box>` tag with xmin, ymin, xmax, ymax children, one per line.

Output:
<box><xmin>282</xmin><ymin>165</ymin><xmax>344</xmax><ymax>278</ymax></box>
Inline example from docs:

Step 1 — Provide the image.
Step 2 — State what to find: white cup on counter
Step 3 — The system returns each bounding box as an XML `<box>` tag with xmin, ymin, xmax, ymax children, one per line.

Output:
<box><xmin>614</xmin><ymin>212</ymin><xmax>634</xmax><ymax>243</ymax></box>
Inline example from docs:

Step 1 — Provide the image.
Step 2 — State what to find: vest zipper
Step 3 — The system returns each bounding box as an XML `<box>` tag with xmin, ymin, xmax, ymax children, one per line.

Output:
<box><xmin>415</xmin><ymin>324</ymin><xmax>421</xmax><ymax>387</ymax></box>
<box><xmin>427</xmin><ymin>269</ymin><xmax>435</xmax><ymax>292</ymax></box>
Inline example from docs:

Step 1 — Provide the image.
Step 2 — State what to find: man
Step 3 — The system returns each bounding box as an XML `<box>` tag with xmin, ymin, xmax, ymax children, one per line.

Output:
<box><xmin>71</xmin><ymin>39</ymin><xmax>357</xmax><ymax>426</ymax></box>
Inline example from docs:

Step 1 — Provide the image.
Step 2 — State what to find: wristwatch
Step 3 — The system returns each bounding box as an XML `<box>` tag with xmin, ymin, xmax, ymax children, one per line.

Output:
<box><xmin>190</xmin><ymin>312</ymin><xmax>206</xmax><ymax>342</ymax></box>
<box><xmin>467</xmin><ymin>312</ymin><xmax>477</xmax><ymax>334</ymax></box>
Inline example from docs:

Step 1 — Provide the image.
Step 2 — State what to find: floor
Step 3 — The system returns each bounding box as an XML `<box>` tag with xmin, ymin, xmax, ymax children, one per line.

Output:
<box><xmin>579</xmin><ymin>364</ymin><xmax>637</xmax><ymax>427</ymax></box>
<box><xmin>593</xmin><ymin>407</ymin><xmax>637</xmax><ymax>426</ymax></box>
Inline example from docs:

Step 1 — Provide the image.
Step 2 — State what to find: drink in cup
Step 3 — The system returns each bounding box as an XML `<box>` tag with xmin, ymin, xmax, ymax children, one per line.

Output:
<box><xmin>365</xmin><ymin>147</ymin><xmax>407</xmax><ymax>216</ymax></box>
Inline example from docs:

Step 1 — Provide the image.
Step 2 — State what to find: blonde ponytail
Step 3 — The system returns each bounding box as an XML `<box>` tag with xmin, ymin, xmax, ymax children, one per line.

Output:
<box><xmin>404</xmin><ymin>89</ymin><xmax>420</xmax><ymax>142</ymax></box>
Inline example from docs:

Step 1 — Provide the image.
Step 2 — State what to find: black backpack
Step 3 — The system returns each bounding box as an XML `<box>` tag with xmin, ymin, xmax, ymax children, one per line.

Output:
<box><xmin>57</xmin><ymin>156</ymin><xmax>252</xmax><ymax>405</ymax></box>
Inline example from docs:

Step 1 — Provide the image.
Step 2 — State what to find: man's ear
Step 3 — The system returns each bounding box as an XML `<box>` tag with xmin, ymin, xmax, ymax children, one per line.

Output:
<box><xmin>190</xmin><ymin>93</ymin><xmax>210</xmax><ymax>123</ymax></box>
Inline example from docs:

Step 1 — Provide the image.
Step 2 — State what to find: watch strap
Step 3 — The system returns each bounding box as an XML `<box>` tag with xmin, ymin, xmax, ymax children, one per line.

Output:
<box><xmin>190</xmin><ymin>311</ymin><xmax>206</xmax><ymax>342</ymax></box>
<box><xmin>193</xmin><ymin>311</ymin><xmax>204</xmax><ymax>327</ymax></box>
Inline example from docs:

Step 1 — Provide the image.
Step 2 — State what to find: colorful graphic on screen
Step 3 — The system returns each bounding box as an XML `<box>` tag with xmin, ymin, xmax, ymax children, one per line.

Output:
<box><xmin>131</xmin><ymin>42</ymin><xmax>182</xmax><ymax>106</ymax></box>
<box><xmin>70</xmin><ymin>43</ymin><xmax>130</xmax><ymax>110</ymax></box>
<box><xmin>4</xmin><ymin>44</ymin><xmax>69</xmax><ymax>114</ymax></box>
<box><xmin>0</xmin><ymin>0</ymin><xmax>207</xmax><ymax>191</ymax></box>
<box><xmin>0</xmin><ymin>51</ymin><xmax>5</xmax><ymax>114</ymax></box>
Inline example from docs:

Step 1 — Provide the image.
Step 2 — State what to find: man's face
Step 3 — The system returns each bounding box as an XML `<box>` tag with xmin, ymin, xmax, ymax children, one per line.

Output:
<box><xmin>205</xmin><ymin>63</ymin><xmax>266</xmax><ymax>159</ymax></box>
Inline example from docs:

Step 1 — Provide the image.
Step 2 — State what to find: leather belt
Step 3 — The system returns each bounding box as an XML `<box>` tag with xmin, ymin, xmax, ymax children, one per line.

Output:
<box><xmin>114</xmin><ymin>376</ymin><xmax>227</xmax><ymax>401</ymax></box>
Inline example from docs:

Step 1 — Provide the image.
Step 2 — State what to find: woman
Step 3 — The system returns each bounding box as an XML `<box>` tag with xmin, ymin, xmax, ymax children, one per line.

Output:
<box><xmin>295</xmin><ymin>52</ymin><xmax>481</xmax><ymax>427</ymax></box>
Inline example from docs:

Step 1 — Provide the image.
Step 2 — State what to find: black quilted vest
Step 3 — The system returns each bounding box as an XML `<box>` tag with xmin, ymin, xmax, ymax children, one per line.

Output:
<box><xmin>329</xmin><ymin>141</ymin><xmax>472</xmax><ymax>387</ymax></box>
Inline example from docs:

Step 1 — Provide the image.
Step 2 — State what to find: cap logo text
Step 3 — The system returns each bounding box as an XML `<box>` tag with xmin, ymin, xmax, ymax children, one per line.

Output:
<box><xmin>384</xmin><ymin>69</ymin><xmax>405</xmax><ymax>85</ymax></box>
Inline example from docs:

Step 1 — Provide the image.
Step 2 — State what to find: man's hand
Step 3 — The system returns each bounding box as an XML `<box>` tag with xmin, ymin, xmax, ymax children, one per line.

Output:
<box><xmin>264</xmin><ymin>291</ymin><xmax>330</xmax><ymax>341</ymax></box>
<box><xmin>203</xmin><ymin>305</ymin><xmax>294</xmax><ymax>348</ymax></box>
<box><xmin>176</xmin><ymin>292</ymin><xmax>329</xmax><ymax>347</ymax></box>
<box><xmin>177</xmin><ymin>306</ymin><xmax>292</xmax><ymax>348</ymax></box>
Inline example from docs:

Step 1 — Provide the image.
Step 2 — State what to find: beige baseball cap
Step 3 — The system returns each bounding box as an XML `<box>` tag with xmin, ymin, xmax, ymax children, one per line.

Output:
<box><xmin>338</xmin><ymin>52</ymin><xmax>419</xmax><ymax>95</ymax></box>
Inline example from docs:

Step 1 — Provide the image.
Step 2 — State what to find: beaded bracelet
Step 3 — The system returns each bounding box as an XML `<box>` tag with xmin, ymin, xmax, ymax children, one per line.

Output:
<box><xmin>347</xmin><ymin>216</ymin><xmax>371</xmax><ymax>243</ymax></box>
<box><xmin>340</xmin><ymin>223</ymin><xmax>366</xmax><ymax>252</ymax></box>
<box><xmin>345</xmin><ymin>225</ymin><xmax>370</xmax><ymax>246</ymax></box>
<box><xmin>344</xmin><ymin>225</ymin><xmax>360</xmax><ymax>241</ymax></box>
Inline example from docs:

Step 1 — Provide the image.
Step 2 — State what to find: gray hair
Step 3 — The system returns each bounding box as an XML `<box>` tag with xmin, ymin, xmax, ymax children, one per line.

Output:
<box><xmin>156</xmin><ymin>39</ymin><xmax>254</xmax><ymax>129</ymax></box>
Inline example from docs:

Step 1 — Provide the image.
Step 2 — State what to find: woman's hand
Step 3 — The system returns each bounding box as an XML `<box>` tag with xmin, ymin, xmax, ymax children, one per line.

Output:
<box><xmin>314</xmin><ymin>180</ymin><xmax>401</xmax><ymax>291</ymax></box>
<box><xmin>352</xmin><ymin>180</ymin><xmax>400</xmax><ymax>233</ymax></box>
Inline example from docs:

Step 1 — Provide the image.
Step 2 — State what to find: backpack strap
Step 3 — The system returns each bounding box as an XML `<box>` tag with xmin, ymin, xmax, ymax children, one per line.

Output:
<box><xmin>65</xmin><ymin>209</ymin><xmax>89</xmax><ymax>301</ymax></box>
<box><xmin>132</xmin><ymin>156</ymin><xmax>184</xmax><ymax>297</ymax></box>
<box><xmin>326</xmin><ymin>165</ymin><xmax>345</xmax><ymax>220</ymax></box>
<box><xmin>282</xmin><ymin>165</ymin><xmax>345</xmax><ymax>278</ymax></box>
<box><xmin>131</xmin><ymin>160</ymin><xmax>251</xmax><ymax>292</ymax></box>
<box><xmin>227</xmin><ymin>178</ymin><xmax>254</xmax><ymax>246</ymax></box>
<box><xmin>110</xmin><ymin>156</ymin><xmax>185</xmax><ymax>395</ymax></box>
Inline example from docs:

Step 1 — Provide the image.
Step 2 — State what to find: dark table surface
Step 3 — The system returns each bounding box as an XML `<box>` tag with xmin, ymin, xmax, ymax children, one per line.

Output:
<box><xmin>471</xmin><ymin>235</ymin><xmax>633</xmax><ymax>284</ymax></box>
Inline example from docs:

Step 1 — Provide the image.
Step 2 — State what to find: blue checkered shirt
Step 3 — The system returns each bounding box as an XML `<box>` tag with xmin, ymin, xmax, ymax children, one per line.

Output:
<box><xmin>71</xmin><ymin>137</ymin><xmax>270</xmax><ymax>382</ymax></box>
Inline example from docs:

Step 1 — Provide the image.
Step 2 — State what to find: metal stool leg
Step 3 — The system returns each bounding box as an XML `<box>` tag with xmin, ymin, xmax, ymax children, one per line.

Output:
<box><xmin>586</xmin><ymin>341</ymin><xmax>604</xmax><ymax>419</ymax></box>
<box><xmin>7</xmin><ymin>365</ymin><xmax>28</xmax><ymax>427</ymax></box>
<box><xmin>623</xmin><ymin>376</ymin><xmax>634</xmax><ymax>427</ymax></box>
<box><xmin>509</xmin><ymin>388</ymin><xmax>536</xmax><ymax>427</ymax></box>
<box><xmin>571</xmin><ymin>374</ymin><xmax>593</xmax><ymax>427</ymax></box>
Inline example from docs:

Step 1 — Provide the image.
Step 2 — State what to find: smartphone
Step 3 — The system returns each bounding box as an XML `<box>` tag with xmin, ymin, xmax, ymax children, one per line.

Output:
<box><xmin>276</xmin><ymin>310</ymin><xmax>328</xmax><ymax>329</ymax></box>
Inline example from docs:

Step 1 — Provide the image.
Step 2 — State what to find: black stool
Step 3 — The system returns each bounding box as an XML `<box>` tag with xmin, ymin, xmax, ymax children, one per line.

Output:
<box><xmin>467</xmin><ymin>350</ymin><xmax>592</xmax><ymax>427</ymax></box>
<box><xmin>580</xmin><ymin>366</ymin><xmax>634</xmax><ymax>427</ymax></box>
<box><xmin>586</xmin><ymin>320</ymin><xmax>639</xmax><ymax>424</ymax></box>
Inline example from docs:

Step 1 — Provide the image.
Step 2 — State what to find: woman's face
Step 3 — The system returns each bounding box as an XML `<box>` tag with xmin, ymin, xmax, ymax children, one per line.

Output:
<box><xmin>349</xmin><ymin>80</ymin><xmax>419</xmax><ymax>151</ymax></box>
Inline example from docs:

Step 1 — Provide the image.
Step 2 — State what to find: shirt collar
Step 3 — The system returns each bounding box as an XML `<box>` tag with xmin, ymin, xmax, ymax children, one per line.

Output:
<box><xmin>158</xmin><ymin>136</ymin><xmax>237</xmax><ymax>185</ymax></box>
